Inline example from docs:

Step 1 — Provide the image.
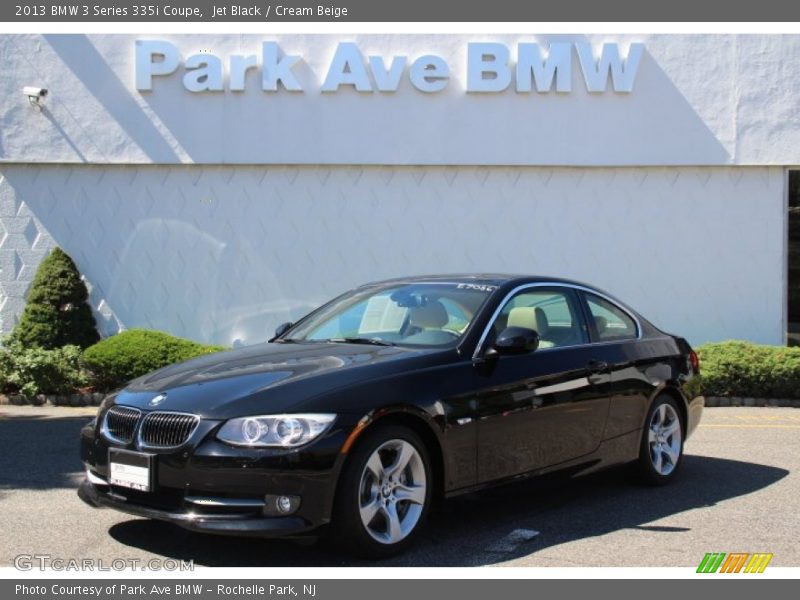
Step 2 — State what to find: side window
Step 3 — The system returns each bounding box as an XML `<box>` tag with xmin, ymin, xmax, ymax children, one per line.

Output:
<box><xmin>584</xmin><ymin>294</ymin><xmax>638</xmax><ymax>341</ymax></box>
<box><xmin>492</xmin><ymin>288</ymin><xmax>587</xmax><ymax>349</ymax></box>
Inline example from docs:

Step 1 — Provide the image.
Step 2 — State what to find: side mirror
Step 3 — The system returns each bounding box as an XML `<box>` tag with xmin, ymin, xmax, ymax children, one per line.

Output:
<box><xmin>493</xmin><ymin>326</ymin><xmax>540</xmax><ymax>355</ymax></box>
<box><xmin>273</xmin><ymin>321</ymin><xmax>293</xmax><ymax>339</ymax></box>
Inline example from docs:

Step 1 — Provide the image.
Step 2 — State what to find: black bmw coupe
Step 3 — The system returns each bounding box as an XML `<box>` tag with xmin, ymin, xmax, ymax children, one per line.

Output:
<box><xmin>79</xmin><ymin>274</ymin><xmax>703</xmax><ymax>557</ymax></box>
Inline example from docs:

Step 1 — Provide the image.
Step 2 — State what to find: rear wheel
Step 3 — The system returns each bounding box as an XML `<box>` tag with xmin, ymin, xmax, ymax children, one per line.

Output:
<box><xmin>636</xmin><ymin>395</ymin><xmax>684</xmax><ymax>485</ymax></box>
<box><xmin>332</xmin><ymin>425</ymin><xmax>432</xmax><ymax>558</ymax></box>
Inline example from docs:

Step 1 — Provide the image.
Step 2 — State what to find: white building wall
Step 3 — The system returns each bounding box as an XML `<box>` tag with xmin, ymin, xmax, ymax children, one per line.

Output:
<box><xmin>2</xmin><ymin>34</ymin><xmax>800</xmax><ymax>167</ymax></box>
<box><xmin>0</xmin><ymin>164</ymin><xmax>785</xmax><ymax>347</ymax></box>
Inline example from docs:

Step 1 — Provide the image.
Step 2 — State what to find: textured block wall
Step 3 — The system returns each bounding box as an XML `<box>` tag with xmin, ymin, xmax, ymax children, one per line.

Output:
<box><xmin>0</xmin><ymin>165</ymin><xmax>785</xmax><ymax>346</ymax></box>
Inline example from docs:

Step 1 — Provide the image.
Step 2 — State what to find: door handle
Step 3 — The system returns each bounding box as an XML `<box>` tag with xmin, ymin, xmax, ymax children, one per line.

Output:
<box><xmin>587</xmin><ymin>360</ymin><xmax>609</xmax><ymax>385</ymax></box>
<box><xmin>587</xmin><ymin>360</ymin><xmax>609</xmax><ymax>373</ymax></box>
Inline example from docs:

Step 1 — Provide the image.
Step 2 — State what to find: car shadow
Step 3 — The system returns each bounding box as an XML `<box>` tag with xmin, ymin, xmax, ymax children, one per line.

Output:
<box><xmin>0</xmin><ymin>414</ymin><xmax>91</xmax><ymax>491</ymax></box>
<box><xmin>107</xmin><ymin>454</ymin><xmax>788</xmax><ymax>566</ymax></box>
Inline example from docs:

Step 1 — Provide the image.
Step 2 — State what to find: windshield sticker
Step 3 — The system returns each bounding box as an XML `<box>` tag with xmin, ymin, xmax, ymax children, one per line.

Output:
<box><xmin>456</xmin><ymin>283</ymin><xmax>498</xmax><ymax>292</ymax></box>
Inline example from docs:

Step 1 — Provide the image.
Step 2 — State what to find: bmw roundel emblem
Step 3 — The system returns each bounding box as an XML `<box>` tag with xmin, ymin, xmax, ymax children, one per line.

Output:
<box><xmin>149</xmin><ymin>393</ymin><xmax>167</xmax><ymax>406</ymax></box>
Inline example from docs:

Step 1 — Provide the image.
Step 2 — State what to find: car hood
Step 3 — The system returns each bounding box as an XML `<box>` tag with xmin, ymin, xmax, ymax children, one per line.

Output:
<box><xmin>112</xmin><ymin>341</ymin><xmax>443</xmax><ymax>418</ymax></box>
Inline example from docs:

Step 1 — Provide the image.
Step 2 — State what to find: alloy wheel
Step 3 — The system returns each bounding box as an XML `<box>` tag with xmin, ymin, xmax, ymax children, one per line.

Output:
<box><xmin>648</xmin><ymin>402</ymin><xmax>682</xmax><ymax>476</ymax></box>
<box><xmin>357</xmin><ymin>439</ymin><xmax>427</xmax><ymax>545</ymax></box>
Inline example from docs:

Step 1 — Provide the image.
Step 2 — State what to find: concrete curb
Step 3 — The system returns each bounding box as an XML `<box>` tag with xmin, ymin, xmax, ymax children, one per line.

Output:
<box><xmin>0</xmin><ymin>393</ymin><xmax>105</xmax><ymax>407</ymax></box>
<box><xmin>704</xmin><ymin>396</ymin><xmax>800</xmax><ymax>408</ymax></box>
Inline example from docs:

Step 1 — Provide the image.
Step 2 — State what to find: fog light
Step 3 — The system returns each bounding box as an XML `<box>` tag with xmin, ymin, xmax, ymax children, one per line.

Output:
<box><xmin>263</xmin><ymin>494</ymin><xmax>301</xmax><ymax>516</ymax></box>
<box><xmin>277</xmin><ymin>496</ymin><xmax>293</xmax><ymax>513</ymax></box>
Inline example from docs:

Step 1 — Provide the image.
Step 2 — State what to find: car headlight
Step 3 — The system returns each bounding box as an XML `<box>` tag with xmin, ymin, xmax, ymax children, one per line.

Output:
<box><xmin>216</xmin><ymin>414</ymin><xmax>336</xmax><ymax>448</ymax></box>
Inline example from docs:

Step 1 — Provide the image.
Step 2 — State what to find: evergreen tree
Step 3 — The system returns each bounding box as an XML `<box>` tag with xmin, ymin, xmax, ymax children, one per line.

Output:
<box><xmin>11</xmin><ymin>248</ymin><xmax>100</xmax><ymax>349</ymax></box>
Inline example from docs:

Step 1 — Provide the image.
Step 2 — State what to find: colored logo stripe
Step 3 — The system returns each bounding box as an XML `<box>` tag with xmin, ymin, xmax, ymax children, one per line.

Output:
<box><xmin>697</xmin><ymin>553</ymin><xmax>773</xmax><ymax>573</ymax></box>
<box><xmin>697</xmin><ymin>553</ymin><xmax>726</xmax><ymax>573</ymax></box>
<box><xmin>719</xmin><ymin>553</ymin><xmax>749</xmax><ymax>573</ymax></box>
<box><xmin>744</xmin><ymin>553</ymin><xmax>773</xmax><ymax>573</ymax></box>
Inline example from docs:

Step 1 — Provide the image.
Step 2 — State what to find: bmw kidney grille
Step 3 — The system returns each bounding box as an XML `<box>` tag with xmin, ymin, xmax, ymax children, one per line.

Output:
<box><xmin>101</xmin><ymin>406</ymin><xmax>141</xmax><ymax>444</ymax></box>
<box><xmin>102</xmin><ymin>407</ymin><xmax>199</xmax><ymax>448</ymax></box>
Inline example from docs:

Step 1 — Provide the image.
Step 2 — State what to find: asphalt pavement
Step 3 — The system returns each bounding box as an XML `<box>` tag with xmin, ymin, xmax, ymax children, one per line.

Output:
<box><xmin>0</xmin><ymin>404</ymin><xmax>797</xmax><ymax>567</ymax></box>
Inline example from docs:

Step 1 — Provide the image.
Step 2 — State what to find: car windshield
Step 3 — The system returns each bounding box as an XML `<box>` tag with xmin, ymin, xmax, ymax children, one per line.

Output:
<box><xmin>281</xmin><ymin>282</ymin><xmax>497</xmax><ymax>348</ymax></box>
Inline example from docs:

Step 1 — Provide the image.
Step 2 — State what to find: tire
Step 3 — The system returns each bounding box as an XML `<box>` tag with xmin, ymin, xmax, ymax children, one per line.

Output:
<box><xmin>636</xmin><ymin>395</ymin><xmax>685</xmax><ymax>485</ymax></box>
<box><xmin>332</xmin><ymin>424</ymin><xmax>433</xmax><ymax>559</ymax></box>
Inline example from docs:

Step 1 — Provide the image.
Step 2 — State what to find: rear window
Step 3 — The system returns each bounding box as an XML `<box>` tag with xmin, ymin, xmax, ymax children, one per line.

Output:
<box><xmin>584</xmin><ymin>293</ymin><xmax>638</xmax><ymax>341</ymax></box>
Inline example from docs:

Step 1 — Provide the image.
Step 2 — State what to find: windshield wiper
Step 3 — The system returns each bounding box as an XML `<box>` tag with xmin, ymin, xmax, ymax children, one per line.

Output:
<box><xmin>327</xmin><ymin>337</ymin><xmax>396</xmax><ymax>347</ymax></box>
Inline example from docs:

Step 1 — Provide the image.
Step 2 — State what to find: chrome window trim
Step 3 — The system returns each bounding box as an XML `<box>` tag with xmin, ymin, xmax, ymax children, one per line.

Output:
<box><xmin>471</xmin><ymin>282</ymin><xmax>643</xmax><ymax>360</ymax></box>
<box><xmin>137</xmin><ymin>410</ymin><xmax>201</xmax><ymax>450</ymax></box>
<box><xmin>100</xmin><ymin>405</ymin><xmax>142</xmax><ymax>445</ymax></box>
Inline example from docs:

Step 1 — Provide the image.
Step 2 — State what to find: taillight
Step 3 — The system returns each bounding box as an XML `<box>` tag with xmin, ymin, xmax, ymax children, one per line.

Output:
<box><xmin>689</xmin><ymin>350</ymin><xmax>700</xmax><ymax>374</ymax></box>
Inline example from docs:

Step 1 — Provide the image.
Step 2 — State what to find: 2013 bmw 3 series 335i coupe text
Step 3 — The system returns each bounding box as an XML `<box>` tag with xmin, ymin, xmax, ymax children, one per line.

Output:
<box><xmin>79</xmin><ymin>274</ymin><xmax>703</xmax><ymax>557</ymax></box>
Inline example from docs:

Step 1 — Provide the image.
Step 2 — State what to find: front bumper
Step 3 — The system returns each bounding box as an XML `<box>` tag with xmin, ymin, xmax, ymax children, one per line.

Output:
<box><xmin>79</xmin><ymin>411</ymin><xmax>357</xmax><ymax>537</ymax></box>
<box><xmin>77</xmin><ymin>477</ymin><xmax>313</xmax><ymax>537</ymax></box>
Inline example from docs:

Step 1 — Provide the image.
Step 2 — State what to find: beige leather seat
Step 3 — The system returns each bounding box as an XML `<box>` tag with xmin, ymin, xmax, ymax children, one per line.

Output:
<box><xmin>506</xmin><ymin>306</ymin><xmax>555</xmax><ymax>348</ymax></box>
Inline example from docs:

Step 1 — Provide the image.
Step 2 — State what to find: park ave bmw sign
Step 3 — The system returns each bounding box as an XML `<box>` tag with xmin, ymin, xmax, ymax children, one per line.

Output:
<box><xmin>135</xmin><ymin>40</ymin><xmax>644</xmax><ymax>94</ymax></box>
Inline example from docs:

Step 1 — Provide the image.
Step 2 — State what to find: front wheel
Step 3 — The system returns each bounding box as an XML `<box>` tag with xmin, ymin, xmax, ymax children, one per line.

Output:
<box><xmin>332</xmin><ymin>425</ymin><xmax>432</xmax><ymax>558</ymax></box>
<box><xmin>636</xmin><ymin>395</ymin><xmax>684</xmax><ymax>485</ymax></box>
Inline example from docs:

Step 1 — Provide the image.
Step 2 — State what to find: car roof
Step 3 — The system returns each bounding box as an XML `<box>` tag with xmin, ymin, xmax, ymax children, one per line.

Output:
<box><xmin>360</xmin><ymin>273</ymin><xmax>598</xmax><ymax>289</ymax></box>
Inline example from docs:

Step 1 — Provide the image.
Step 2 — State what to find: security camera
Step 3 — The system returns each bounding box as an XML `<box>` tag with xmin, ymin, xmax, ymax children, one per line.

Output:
<box><xmin>23</xmin><ymin>86</ymin><xmax>48</xmax><ymax>107</ymax></box>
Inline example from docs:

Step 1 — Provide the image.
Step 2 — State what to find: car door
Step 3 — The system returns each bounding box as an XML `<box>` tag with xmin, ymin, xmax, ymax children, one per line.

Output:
<box><xmin>474</xmin><ymin>286</ymin><xmax>612</xmax><ymax>483</ymax></box>
<box><xmin>579</xmin><ymin>291</ymin><xmax>653</xmax><ymax>438</ymax></box>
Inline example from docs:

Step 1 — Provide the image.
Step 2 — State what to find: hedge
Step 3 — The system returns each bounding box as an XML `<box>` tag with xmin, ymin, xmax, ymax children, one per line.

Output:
<box><xmin>696</xmin><ymin>340</ymin><xmax>800</xmax><ymax>399</ymax></box>
<box><xmin>0</xmin><ymin>342</ymin><xmax>87</xmax><ymax>399</ymax></box>
<box><xmin>82</xmin><ymin>329</ymin><xmax>226</xmax><ymax>391</ymax></box>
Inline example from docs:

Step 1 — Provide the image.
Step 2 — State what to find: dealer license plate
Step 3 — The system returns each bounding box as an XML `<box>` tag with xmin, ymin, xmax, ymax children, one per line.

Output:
<box><xmin>108</xmin><ymin>448</ymin><xmax>154</xmax><ymax>492</ymax></box>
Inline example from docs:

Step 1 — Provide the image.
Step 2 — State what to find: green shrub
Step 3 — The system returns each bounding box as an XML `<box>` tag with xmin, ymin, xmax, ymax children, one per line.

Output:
<box><xmin>82</xmin><ymin>329</ymin><xmax>225</xmax><ymax>391</ymax></box>
<box><xmin>697</xmin><ymin>340</ymin><xmax>800</xmax><ymax>399</ymax></box>
<box><xmin>10</xmin><ymin>248</ymin><xmax>99</xmax><ymax>349</ymax></box>
<box><xmin>0</xmin><ymin>342</ymin><xmax>87</xmax><ymax>399</ymax></box>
